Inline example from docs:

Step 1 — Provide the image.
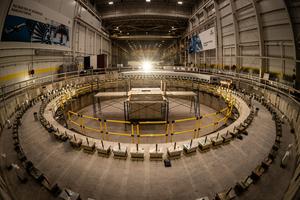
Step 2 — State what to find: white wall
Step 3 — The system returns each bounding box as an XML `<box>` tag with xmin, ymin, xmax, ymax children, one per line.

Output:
<box><xmin>0</xmin><ymin>0</ymin><xmax>112</xmax><ymax>86</ymax></box>
<box><xmin>183</xmin><ymin>0</ymin><xmax>296</xmax><ymax>83</ymax></box>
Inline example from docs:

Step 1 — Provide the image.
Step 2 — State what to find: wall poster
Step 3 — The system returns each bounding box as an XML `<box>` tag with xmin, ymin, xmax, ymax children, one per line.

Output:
<box><xmin>1</xmin><ymin>0</ymin><xmax>71</xmax><ymax>47</ymax></box>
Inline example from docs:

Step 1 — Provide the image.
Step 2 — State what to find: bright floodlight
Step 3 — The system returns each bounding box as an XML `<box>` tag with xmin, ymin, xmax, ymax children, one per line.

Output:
<box><xmin>142</xmin><ymin>61</ymin><xmax>152</xmax><ymax>72</ymax></box>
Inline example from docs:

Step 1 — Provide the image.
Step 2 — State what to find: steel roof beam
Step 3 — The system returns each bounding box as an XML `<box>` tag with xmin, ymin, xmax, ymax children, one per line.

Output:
<box><xmin>111</xmin><ymin>35</ymin><xmax>180</xmax><ymax>40</ymax></box>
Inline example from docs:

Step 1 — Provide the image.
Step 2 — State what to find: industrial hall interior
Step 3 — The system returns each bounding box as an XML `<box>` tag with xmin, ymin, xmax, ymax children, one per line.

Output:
<box><xmin>1</xmin><ymin>0</ymin><xmax>300</xmax><ymax>200</ymax></box>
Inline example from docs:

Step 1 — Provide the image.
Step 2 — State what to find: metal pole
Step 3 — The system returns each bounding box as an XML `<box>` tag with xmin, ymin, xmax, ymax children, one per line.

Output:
<box><xmin>92</xmin><ymin>96</ymin><xmax>96</xmax><ymax>117</ymax></box>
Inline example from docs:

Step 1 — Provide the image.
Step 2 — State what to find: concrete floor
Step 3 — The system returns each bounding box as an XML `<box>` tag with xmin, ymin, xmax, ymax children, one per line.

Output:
<box><xmin>68</xmin><ymin>97</ymin><xmax>229</xmax><ymax>143</ymax></box>
<box><xmin>0</xmin><ymin>99</ymin><xmax>296</xmax><ymax>200</ymax></box>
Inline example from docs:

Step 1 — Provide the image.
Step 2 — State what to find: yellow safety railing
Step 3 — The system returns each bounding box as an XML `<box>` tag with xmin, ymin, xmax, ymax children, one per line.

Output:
<box><xmin>55</xmin><ymin>93</ymin><xmax>71</xmax><ymax>108</ymax></box>
<box><xmin>64</xmin><ymin>85</ymin><xmax>236</xmax><ymax>144</ymax></box>
<box><xmin>103</xmin><ymin>119</ymin><xmax>134</xmax><ymax>142</ymax></box>
<box><xmin>137</xmin><ymin>121</ymin><xmax>169</xmax><ymax>143</ymax></box>
<box><xmin>169</xmin><ymin>116</ymin><xmax>201</xmax><ymax>142</ymax></box>
<box><xmin>68</xmin><ymin>110</ymin><xmax>135</xmax><ymax>142</ymax></box>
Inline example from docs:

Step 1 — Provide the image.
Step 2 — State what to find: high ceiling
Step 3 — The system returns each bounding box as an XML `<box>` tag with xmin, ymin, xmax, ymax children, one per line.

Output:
<box><xmin>89</xmin><ymin>0</ymin><xmax>199</xmax><ymax>55</ymax></box>
<box><xmin>93</xmin><ymin>0</ymin><xmax>197</xmax><ymax>36</ymax></box>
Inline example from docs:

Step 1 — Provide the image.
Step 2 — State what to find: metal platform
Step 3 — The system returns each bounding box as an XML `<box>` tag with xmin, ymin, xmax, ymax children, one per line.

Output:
<box><xmin>94</xmin><ymin>88</ymin><xmax>199</xmax><ymax>121</ymax></box>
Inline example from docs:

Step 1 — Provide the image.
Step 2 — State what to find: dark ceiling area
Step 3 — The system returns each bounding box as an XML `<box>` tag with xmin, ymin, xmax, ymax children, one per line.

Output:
<box><xmin>89</xmin><ymin>0</ymin><xmax>198</xmax><ymax>53</ymax></box>
<box><xmin>104</xmin><ymin>16</ymin><xmax>187</xmax><ymax>38</ymax></box>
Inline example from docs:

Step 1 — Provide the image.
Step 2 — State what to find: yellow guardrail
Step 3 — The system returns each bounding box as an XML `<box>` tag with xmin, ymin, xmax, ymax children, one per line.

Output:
<box><xmin>139</xmin><ymin>121</ymin><xmax>167</xmax><ymax>124</ymax></box>
<box><xmin>137</xmin><ymin>121</ymin><xmax>169</xmax><ymax>143</ymax></box>
<box><xmin>103</xmin><ymin>119</ymin><xmax>134</xmax><ymax>142</ymax></box>
<box><xmin>65</xmin><ymin>85</ymin><xmax>235</xmax><ymax>144</ymax></box>
<box><xmin>69</xmin><ymin>119</ymin><xmax>80</xmax><ymax>127</ymax></box>
<box><xmin>173</xmin><ymin>129</ymin><xmax>195</xmax><ymax>135</ymax></box>
<box><xmin>108</xmin><ymin>132</ymin><xmax>131</xmax><ymax>137</ymax></box>
<box><xmin>82</xmin><ymin>115</ymin><xmax>99</xmax><ymax>121</ymax></box>
<box><xmin>106</xmin><ymin>119</ymin><xmax>131</xmax><ymax>124</ymax></box>
<box><xmin>174</xmin><ymin>117</ymin><xmax>196</xmax><ymax>123</ymax></box>
<box><xmin>200</xmin><ymin>122</ymin><xmax>215</xmax><ymax>129</ymax></box>
<box><xmin>85</xmin><ymin>126</ymin><xmax>101</xmax><ymax>133</ymax></box>
<box><xmin>139</xmin><ymin>133</ymin><xmax>166</xmax><ymax>137</ymax></box>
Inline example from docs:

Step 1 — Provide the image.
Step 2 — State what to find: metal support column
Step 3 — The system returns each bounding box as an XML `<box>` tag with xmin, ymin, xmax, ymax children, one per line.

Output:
<box><xmin>229</xmin><ymin>0</ymin><xmax>240</xmax><ymax>69</ymax></box>
<box><xmin>251</xmin><ymin>0</ymin><xmax>266</xmax><ymax>77</ymax></box>
<box><xmin>214</xmin><ymin>0</ymin><xmax>223</xmax><ymax>69</ymax></box>
<box><xmin>197</xmin><ymin>90</ymin><xmax>200</xmax><ymax>117</ymax></box>
<box><xmin>97</xmin><ymin>97</ymin><xmax>102</xmax><ymax>115</ymax></box>
<box><xmin>166</xmin><ymin>100</ymin><xmax>169</xmax><ymax>122</ymax></box>
<box><xmin>123</xmin><ymin>101</ymin><xmax>127</xmax><ymax>121</ymax></box>
<box><xmin>92</xmin><ymin>96</ymin><xmax>96</xmax><ymax>117</ymax></box>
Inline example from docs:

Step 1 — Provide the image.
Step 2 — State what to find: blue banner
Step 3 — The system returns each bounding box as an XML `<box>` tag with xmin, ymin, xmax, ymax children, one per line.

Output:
<box><xmin>1</xmin><ymin>15</ymin><xmax>70</xmax><ymax>47</ymax></box>
<box><xmin>188</xmin><ymin>35</ymin><xmax>203</xmax><ymax>54</ymax></box>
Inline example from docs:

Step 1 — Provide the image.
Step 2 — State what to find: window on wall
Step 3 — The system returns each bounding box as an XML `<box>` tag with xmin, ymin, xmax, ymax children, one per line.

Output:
<box><xmin>197</xmin><ymin>12</ymin><xmax>204</xmax><ymax>23</ymax></box>
<box><xmin>206</xmin><ymin>4</ymin><xmax>215</xmax><ymax>17</ymax></box>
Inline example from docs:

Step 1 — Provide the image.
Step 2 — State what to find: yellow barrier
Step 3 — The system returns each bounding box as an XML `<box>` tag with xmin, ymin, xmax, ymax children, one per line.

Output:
<box><xmin>65</xmin><ymin>86</ymin><xmax>235</xmax><ymax>143</ymax></box>
<box><xmin>108</xmin><ymin>132</ymin><xmax>131</xmax><ymax>137</ymax></box>
<box><xmin>137</xmin><ymin>122</ymin><xmax>169</xmax><ymax>143</ymax></box>
<box><xmin>85</xmin><ymin>126</ymin><xmax>101</xmax><ymax>133</ymax></box>
<box><xmin>69</xmin><ymin>120</ymin><xmax>80</xmax><ymax>127</ymax></box>
<box><xmin>106</xmin><ymin>119</ymin><xmax>131</xmax><ymax>124</ymax></box>
<box><xmin>105</xmin><ymin>120</ymin><xmax>133</xmax><ymax>142</ymax></box>
<box><xmin>82</xmin><ymin>115</ymin><xmax>99</xmax><ymax>121</ymax></box>
<box><xmin>170</xmin><ymin>117</ymin><xmax>197</xmax><ymax>142</ymax></box>
<box><xmin>139</xmin><ymin>121</ymin><xmax>167</xmax><ymax>124</ymax></box>
<box><xmin>173</xmin><ymin>129</ymin><xmax>194</xmax><ymax>135</ymax></box>
<box><xmin>140</xmin><ymin>133</ymin><xmax>166</xmax><ymax>137</ymax></box>
<box><xmin>174</xmin><ymin>117</ymin><xmax>196</xmax><ymax>123</ymax></box>
<box><xmin>200</xmin><ymin>122</ymin><xmax>215</xmax><ymax>129</ymax></box>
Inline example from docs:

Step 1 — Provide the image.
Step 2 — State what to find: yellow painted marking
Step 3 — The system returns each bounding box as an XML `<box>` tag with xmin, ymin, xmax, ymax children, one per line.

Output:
<box><xmin>0</xmin><ymin>66</ymin><xmax>59</xmax><ymax>83</ymax></box>
<box><xmin>173</xmin><ymin>129</ymin><xmax>194</xmax><ymax>135</ymax></box>
<box><xmin>108</xmin><ymin>132</ymin><xmax>131</xmax><ymax>137</ymax></box>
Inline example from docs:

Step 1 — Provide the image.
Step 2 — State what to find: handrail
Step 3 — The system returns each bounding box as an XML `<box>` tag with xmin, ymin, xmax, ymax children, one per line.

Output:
<box><xmin>173</xmin><ymin>67</ymin><xmax>300</xmax><ymax>97</ymax></box>
<box><xmin>66</xmin><ymin>84</ymin><xmax>234</xmax><ymax>142</ymax></box>
<box><xmin>0</xmin><ymin>68</ymin><xmax>110</xmax><ymax>100</ymax></box>
<box><xmin>1</xmin><ymin>67</ymin><xmax>299</xmax><ymax>105</ymax></box>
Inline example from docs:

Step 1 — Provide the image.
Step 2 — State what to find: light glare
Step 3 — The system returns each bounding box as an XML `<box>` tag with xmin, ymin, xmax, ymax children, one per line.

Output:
<box><xmin>142</xmin><ymin>61</ymin><xmax>152</xmax><ymax>72</ymax></box>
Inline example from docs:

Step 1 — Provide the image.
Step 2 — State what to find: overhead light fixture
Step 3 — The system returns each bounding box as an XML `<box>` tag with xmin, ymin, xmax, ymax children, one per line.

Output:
<box><xmin>142</xmin><ymin>61</ymin><xmax>152</xmax><ymax>72</ymax></box>
<box><xmin>177</xmin><ymin>1</ymin><xmax>183</xmax><ymax>5</ymax></box>
<box><xmin>146</xmin><ymin>0</ymin><xmax>151</xmax><ymax>2</ymax></box>
<box><xmin>108</xmin><ymin>1</ymin><xmax>114</xmax><ymax>5</ymax></box>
